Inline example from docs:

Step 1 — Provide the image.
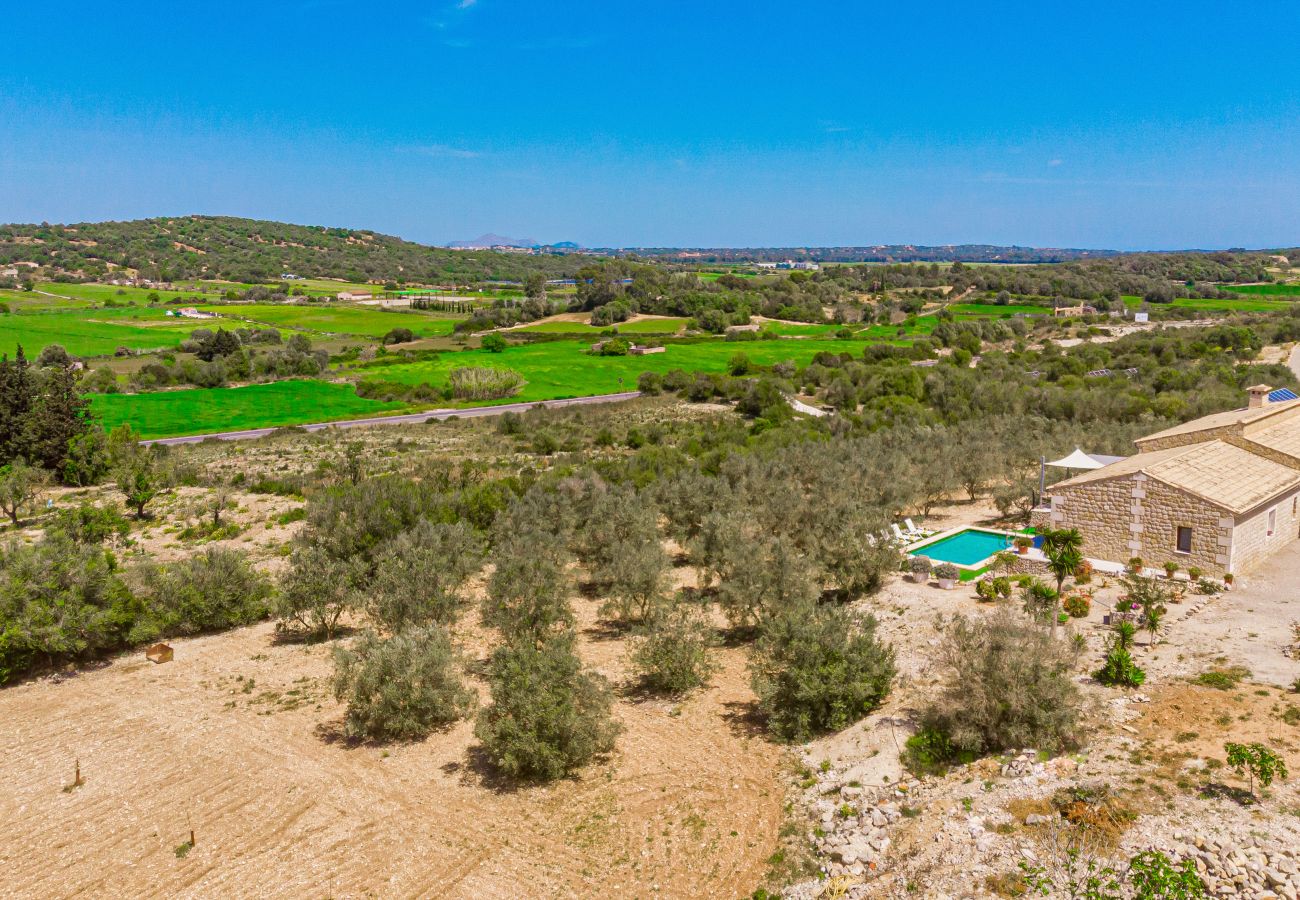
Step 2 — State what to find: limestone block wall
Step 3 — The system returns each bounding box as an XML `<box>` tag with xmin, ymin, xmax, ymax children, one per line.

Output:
<box><xmin>1047</xmin><ymin>477</ymin><xmax>1137</xmax><ymax>566</ymax></box>
<box><xmin>1229</xmin><ymin>489</ymin><xmax>1300</xmax><ymax>575</ymax></box>
<box><xmin>1137</xmin><ymin>427</ymin><xmax>1237</xmax><ymax>452</ymax></box>
<box><xmin>1137</xmin><ymin>478</ymin><xmax>1229</xmax><ymax>576</ymax></box>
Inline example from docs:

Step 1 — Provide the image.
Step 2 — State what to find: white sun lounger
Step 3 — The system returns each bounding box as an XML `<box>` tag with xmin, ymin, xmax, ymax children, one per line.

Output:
<box><xmin>891</xmin><ymin>523</ymin><xmax>908</xmax><ymax>543</ymax></box>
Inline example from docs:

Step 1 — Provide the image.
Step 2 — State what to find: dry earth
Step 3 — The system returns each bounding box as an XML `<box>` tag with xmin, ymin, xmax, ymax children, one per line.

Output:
<box><xmin>0</xmin><ymin>589</ymin><xmax>784</xmax><ymax>898</ymax></box>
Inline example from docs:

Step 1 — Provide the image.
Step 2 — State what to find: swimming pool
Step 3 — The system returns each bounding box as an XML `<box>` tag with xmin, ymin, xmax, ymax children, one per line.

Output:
<box><xmin>907</xmin><ymin>528</ymin><xmax>1027</xmax><ymax>568</ymax></box>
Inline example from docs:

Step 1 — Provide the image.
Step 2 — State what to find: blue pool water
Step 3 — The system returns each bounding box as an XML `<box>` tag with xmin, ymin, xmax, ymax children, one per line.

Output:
<box><xmin>909</xmin><ymin>529</ymin><xmax>1020</xmax><ymax>567</ymax></box>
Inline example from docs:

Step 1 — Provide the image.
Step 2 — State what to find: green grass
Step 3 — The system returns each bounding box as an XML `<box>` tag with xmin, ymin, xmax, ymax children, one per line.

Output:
<box><xmin>356</xmin><ymin>338</ymin><xmax>892</xmax><ymax>405</ymax></box>
<box><xmin>758</xmin><ymin>321</ymin><xmax>846</xmax><ymax>336</ymax></box>
<box><xmin>34</xmin><ymin>282</ymin><xmax>230</xmax><ymax>305</ymax></box>
<box><xmin>1121</xmin><ymin>294</ymin><xmax>1291</xmax><ymax>313</ymax></box>
<box><xmin>947</xmin><ymin>303</ymin><xmax>1050</xmax><ymax>317</ymax></box>
<box><xmin>91</xmin><ymin>380</ymin><xmax>405</xmax><ymax>439</ymax></box>
<box><xmin>0</xmin><ymin>307</ymin><xmax>203</xmax><ymax>357</ymax></box>
<box><xmin>198</xmin><ymin>303</ymin><xmax>463</xmax><ymax>338</ymax></box>
<box><xmin>513</xmin><ymin>316</ymin><xmax>688</xmax><ymax>335</ymax></box>
<box><xmin>1224</xmin><ymin>283</ymin><xmax>1300</xmax><ymax>296</ymax></box>
<box><xmin>0</xmin><ymin>288</ymin><xmax>97</xmax><ymax>310</ymax></box>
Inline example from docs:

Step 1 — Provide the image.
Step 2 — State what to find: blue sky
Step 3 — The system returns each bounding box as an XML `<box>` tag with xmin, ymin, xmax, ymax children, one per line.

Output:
<box><xmin>1</xmin><ymin>0</ymin><xmax>1297</xmax><ymax>250</ymax></box>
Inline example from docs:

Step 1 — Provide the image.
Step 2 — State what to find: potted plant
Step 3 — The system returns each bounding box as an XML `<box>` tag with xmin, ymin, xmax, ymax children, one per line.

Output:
<box><xmin>934</xmin><ymin>563</ymin><xmax>960</xmax><ymax>590</ymax></box>
<box><xmin>1128</xmin><ymin>556</ymin><xmax>1144</xmax><ymax>575</ymax></box>
<box><xmin>1163</xmin><ymin>561</ymin><xmax>1178</xmax><ymax>579</ymax></box>
<box><xmin>1187</xmin><ymin>566</ymin><xmax>1202</xmax><ymax>582</ymax></box>
<box><xmin>1013</xmin><ymin>536</ymin><xmax>1032</xmax><ymax>555</ymax></box>
<box><xmin>1223</xmin><ymin>572</ymin><xmax>1234</xmax><ymax>590</ymax></box>
<box><xmin>908</xmin><ymin>555</ymin><xmax>932</xmax><ymax>583</ymax></box>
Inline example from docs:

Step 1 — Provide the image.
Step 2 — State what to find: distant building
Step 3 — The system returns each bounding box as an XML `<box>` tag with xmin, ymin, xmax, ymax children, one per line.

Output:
<box><xmin>170</xmin><ymin>307</ymin><xmax>215</xmax><ymax>319</ymax></box>
<box><xmin>1052</xmin><ymin>304</ymin><xmax>1097</xmax><ymax>317</ymax></box>
<box><xmin>337</xmin><ymin>290</ymin><xmax>374</xmax><ymax>302</ymax></box>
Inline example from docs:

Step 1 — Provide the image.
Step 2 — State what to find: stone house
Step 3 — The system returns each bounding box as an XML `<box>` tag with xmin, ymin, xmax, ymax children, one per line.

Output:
<box><xmin>1040</xmin><ymin>385</ymin><xmax>1300</xmax><ymax>577</ymax></box>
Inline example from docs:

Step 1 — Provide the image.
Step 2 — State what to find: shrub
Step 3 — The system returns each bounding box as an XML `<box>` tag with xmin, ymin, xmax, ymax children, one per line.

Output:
<box><xmin>636</xmin><ymin>371</ymin><xmax>663</xmax><ymax>395</ymax></box>
<box><xmin>0</xmin><ymin>535</ymin><xmax>136</xmax><ymax>683</ymax></box>
<box><xmin>368</xmin><ymin>521</ymin><xmax>483</xmax><ymax>633</ymax></box>
<box><xmin>447</xmin><ymin>366</ymin><xmax>525</xmax><ymax>401</ymax></box>
<box><xmin>1095</xmin><ymin>641</ymin><xmax>1146</xmax><ymax>688</ymax></box>
<box><xmin>273</xmin><ymin>546</ymin><xmax>359</xmax><ymax>639</ymax></box>
<box><xmin>934</xmin><ymin>563</ymin><xmax>960</xmax><ymax>582</ymax></box>
<box><xmin>909</xmin><ymin>555</ymin><xmax>932</xmax><ymax>576</ymax></box>
<box><xmin>475</xmin><ymin>631</ymin><xmax>621</xmax><ymax>781</ymax></box>
<box><xmin>631</xmin><ymin>603</ymin><xmax>717</xmax><ymax>695</ymax></box>
<box><xmin>749</xmin><ymin>601</ymin><xmax>895</xmax><ymax>742</ymax></box>
<box><xmin>1062</xmin><ymin>593</ymin><xmax>1091</xmax><ymax>618</ymax></box>
<box><xmin>333</xmin><ymin>625</ymin><xmax>476</xmax><ymax>740</ymax></box>
<box><xmin>46</xmin><ymin>501</ymin><xmax>130</xmax><ymax>545</ymax></box>
<box><xmin>483</xmin><ymin>532</ymin><xmax>574</xmax><ymax>642</ymax></box>
<box><xmin>1073</xmin><ymin>559</ymin><xmax>1093</xmax><ymax>584</ymax></box>
<box><xmin>919</xmin><ymin>607</ymin><xmax>1081</xmax><ymax>758</ymax></box>
<box><xmin>382</xmin><ymin>327</ymin><xmax>416</xmax><ymax>345</ymax></box>
<box><xmin>131</xmin><ymin>547</ymin><xmax>272</xmax><ymax>642</ymax></box>
<box><xmin>903</xmin><ymin>726</ymin><xmax>963</xmax><ymax>776</ymax></box>
<box><xmin>1192</xmin><ymin>665</ymin><xmax>1250</xmax><ymax>690</ymax></box>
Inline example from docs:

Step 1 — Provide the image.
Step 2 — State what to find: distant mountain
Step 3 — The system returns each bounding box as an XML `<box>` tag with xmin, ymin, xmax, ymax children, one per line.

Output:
<box><xmin>447</xmin><ymin>233</ymin><xmax>540</xmax><ymax>249</ymax></box>
<box><xmin>608</xmin><ymin>244</ymin><xmax>1121</xmax><ymax>264</ymax></box>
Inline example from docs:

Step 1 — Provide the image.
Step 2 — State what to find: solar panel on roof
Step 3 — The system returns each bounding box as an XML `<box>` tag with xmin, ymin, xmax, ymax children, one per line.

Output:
<box><xmin>1269</xmin><ymin>388</ymin><xmax>1298</xmax><ymax>402</ymax></box>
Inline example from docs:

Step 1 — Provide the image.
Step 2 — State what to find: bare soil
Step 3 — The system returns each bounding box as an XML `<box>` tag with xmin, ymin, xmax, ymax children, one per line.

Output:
<box><xmin>0</xmin><ymin>593</ymin><xmax>784</xmax><ymax>898</ymax></box>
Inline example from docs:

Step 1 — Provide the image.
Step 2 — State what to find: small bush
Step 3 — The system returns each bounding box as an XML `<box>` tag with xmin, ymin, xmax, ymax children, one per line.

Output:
<box><xmin>131</xmin><ymin>547</ymin><xmax>272</xmax><ymax>642</ymax></box>
<box><xmin>475</xmin><ymin>631</ymin><xmax>621</xmax><ymax>781</ymax></box>
<box><xmin>333</xmin><ymin>625</ymin><xmax>476</xmax><ymax>740</ymax></box>
<box><xmin>1192</xmin><ymin>666</ymin><xmax>1251</xmax><ymax>690</ymax></box>
<box><xmin>1095</xmin><ymin>641</ymin><xmax>1146</xmax><ymax>688</ymax></box>
<box><xmin>631</xmin><ymin>603</ymin><xmax>717</xmax><ymax>695</ymax></box>
<box><xmin>919</xmin><ymin>608</ymin><xmax>1081</xmax><ymax>758</ymax></box>
<box><xmin>909</xmin><ymin>555</ymin><xmax>932</xmax><ymax>576</ymax></box>
<box><xmin>749</xmin><ymin>601</ymin><xmax>895</xmax><ymax>742</ymax></box>
<box><xmin>1062</xmin><ymin>593</ymin><xmax>1091</xmax><ymax>618</ymax></box>
<box><xmin>934</xmin><ymin>563</ymin><xmax>960</xmax><ymax>581</ymax></box>
<box><xmin>447</xmin><ymin>366</ymin><xmax>525</xmax><ymax>401</ymax></box>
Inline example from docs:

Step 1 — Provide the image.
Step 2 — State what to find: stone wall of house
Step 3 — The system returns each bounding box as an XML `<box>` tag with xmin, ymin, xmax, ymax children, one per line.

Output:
<box><xmin>1136</xmin><ymin>427</ymin><xmax>1236</xmax><ymax>453</ymax></box>
<box><xmin>1137</xmin><ymin>478</ymin><xmax>1229</xmax><ymax>576</ymax></box>
<box><xmin>1048</xmin><ymin>474</ymin><xmax>1235</xmax><ymax>575</ymax></box>
<box><xmin>1229</xmin><ymin>488</ymin><xmax>1300</xmax><ymax>575</ymax></box>
<box><xmin>1046</xmin><ymin>477</ymin><xmax>1137</xmax><ymax>566</ymax></box>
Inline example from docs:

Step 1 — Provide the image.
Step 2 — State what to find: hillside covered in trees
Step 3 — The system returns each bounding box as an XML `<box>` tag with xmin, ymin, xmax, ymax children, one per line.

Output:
<box><xmin>0</xmin><ymin>217</ymin><xmax>591</xmax><ymax>285</ymax></box>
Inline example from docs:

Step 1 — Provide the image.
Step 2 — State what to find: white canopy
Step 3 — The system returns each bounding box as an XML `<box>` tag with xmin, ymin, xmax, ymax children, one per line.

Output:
<box><xmin>1046</xmin><ymin>448</ymin><xmax>1111</xmax><ymax>470</ymax></box>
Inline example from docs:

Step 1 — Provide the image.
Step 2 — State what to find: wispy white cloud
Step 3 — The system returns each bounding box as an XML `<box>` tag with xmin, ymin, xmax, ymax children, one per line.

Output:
<box><xmin>457</xmin><ymin>0</ymin><xmax>477</xmax><ymax>7</ymax></box>
<box><xmin>1048</xmin><ymin>158</ymin><xmax>1063</xmax><ymax>167</ymax></box>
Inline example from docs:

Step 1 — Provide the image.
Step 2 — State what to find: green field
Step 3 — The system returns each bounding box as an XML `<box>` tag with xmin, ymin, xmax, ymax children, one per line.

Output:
<box><xmin>357</xmin><ymin>338</ymin><xmax>889</xmax><ymax>404</ymax></box>
<box><xmin>1225</xmin><ymin>283</ymin><xmax>1300</xmax><ymax>296</ymax></box>
<box><xmin>91</xmin><ymin>380</ymin><xmax>405</xmax><ymax>439</ymax></box>
<box><xmin>0</xmin><ymin>288</ymin><xmax>97</xmax><ymax>310</ymax></box>
<box><xmin>513</xmin><ymin>316</ymin><xmax>688</xmax><ymax>335</ymax></box>
<box><xmin>946</xmin><ymin>303</ymin><xmax>1049</xmax><ymax>317</ymax></box>
<box><xmin>1121</xmin><ymin>295</ymin><xmax>1290</xmax><ymax>313</ymax></box>
<box><xmin>0</xmin><ymin>307</ymin><xmax>204</xmax><ymax>357</ymax></box>
<box><xmin>757</xmin><ymin>321</ymin><xmax>845</xmax><ymax>336</ymax></box>
<box><xmin>199</xmin><ymin>303</ymin><xmax>463</xmax><ymax>338</ymax></box>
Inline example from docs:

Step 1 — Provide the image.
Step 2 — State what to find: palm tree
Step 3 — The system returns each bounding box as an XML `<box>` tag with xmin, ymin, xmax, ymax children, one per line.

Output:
<box><xmin>1041</xmin><ymin>528</ymin><xmax>1083</xmax><ymax>638</ymax></box>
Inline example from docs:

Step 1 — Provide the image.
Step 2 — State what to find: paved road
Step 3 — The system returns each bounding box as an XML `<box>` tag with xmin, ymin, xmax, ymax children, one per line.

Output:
<box><xmin>142</xmin><ymin>391</ymin><xmax>643</xmax><ymax>446</ymax></box>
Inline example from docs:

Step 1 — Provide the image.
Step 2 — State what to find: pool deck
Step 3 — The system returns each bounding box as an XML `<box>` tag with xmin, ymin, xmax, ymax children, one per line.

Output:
<box><xmin>905</xmin><ymin>526</ymin><xmax>1045</xmax><ymax>571</ymax></box>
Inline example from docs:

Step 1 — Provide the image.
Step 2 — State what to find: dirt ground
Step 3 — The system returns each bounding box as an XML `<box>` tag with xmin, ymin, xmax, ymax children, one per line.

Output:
<box><xmin>0</xmin><ymin>588</ymin><xmax>784</xmax><ymax>899</ymax></box>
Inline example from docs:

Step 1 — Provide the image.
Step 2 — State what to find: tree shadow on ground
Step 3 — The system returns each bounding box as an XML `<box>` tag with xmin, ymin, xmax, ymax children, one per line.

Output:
<box><xmin>721</xmin><ymin>699</ymin><xmax>770</xmax><ymax>740</ymax></box>
<box><xmin>582</xmin><ymin>618</ymin><xmax>631</xmax><ymax>643</ymax></box>
<box><xmin>1198</xmin><ymin>781</ymin><xmax>1256</xmax><ymax>806</ymax></box>
<box><xmin>270</xmin><ymin>624</ymin><xmax>357</xmax><ymax>647</ymax></box>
